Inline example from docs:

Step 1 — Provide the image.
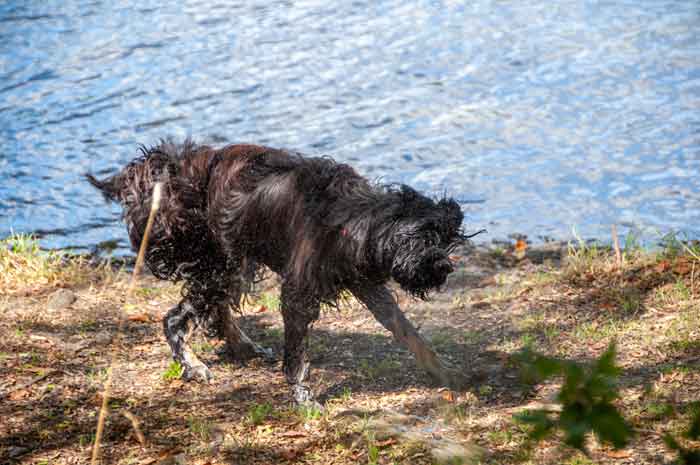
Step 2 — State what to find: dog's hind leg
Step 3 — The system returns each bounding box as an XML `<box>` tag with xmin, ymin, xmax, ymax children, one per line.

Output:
<box><xmin>216</xmin><ymin>290</ymin><xmax>274</xmax><ymax>362</ymax></box>
<box><xmin>163</xmin><ymin>300</ymin><xmax>213</xmax><ymax>383</ymax></box>
<box><xmin>210</xmin><ymin>272</ymin><xmax>274</xmax><ymax>362</ymax></box>
<box><xmin>280</xmin><ymin>282</ymin><xmax>321</xmax><ymax>406</ymax></box>
<box><xmin>351</xmin><ymin>285</ymin><xmax>452</xmax><ymax>387</ymax></box>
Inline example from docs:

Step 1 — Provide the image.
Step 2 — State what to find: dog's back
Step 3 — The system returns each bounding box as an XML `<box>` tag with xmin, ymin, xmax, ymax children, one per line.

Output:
<box><xmin>87</xmin><ymin>140</ymin><xmax>373</xmax><ymax>295</ymax></box>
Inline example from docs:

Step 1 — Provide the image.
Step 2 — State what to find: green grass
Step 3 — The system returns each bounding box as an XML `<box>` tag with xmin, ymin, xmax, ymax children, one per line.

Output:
<box><xmin>187</xmin><ymin>415</ymin><xmax>213</xmax><ymax>441</ymax></box>
<box><xmin>644</xmin><ymin>401</ymin><xmax>675</xmax><ymax>420</ymax></box>
<box><xmin>358</xmin><ymin>358</ymin><xmax>401</xmax><ymax>382</ymax></box>
<box><xmin>162</xmin><ymin>361</ymin><xmax>184</xmax><ymax>381</ymax></box>
<box><xmin>192</xmin><ymin>340</ymin><xmax>216</xmax><ymax>354</ymax></box>
<box><xmin>366</xmin><ymin>431</ymin><xmax>380</xmax><ymax>465</ymax></box>
<box><xmin>247</xmin><ymin>402</ymin><xmax>274</xmax><ymax>425</ymax></box>
<box><xmin>297</xmin><ymin>403</ymin><xmax>323</xmax><ymax>422</ymax></box>
<box><xmin>257</xmin><ymin>292</ymin><xmax>281</xmax><ymax>311</ymax></box>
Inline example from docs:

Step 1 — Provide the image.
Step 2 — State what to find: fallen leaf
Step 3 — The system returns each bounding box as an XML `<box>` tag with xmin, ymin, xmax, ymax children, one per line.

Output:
<box><xmin>9</xmin><ymin>389</ymin><xmax>29</xmax><ymax>400</ymax></box>
<box><xmin>441</xmin><ymin>390</ymin><xmax>456</xmax><ymax>403</ymax></box>
<box><xmin>515</xmin><ymin>239</ymin><xmax>528</xmax><ymax>252</ymax></box>
<box><xmin>655</xmin><ymin>260</ymin><xmax>671</xmax><ymax>273</ymax></box>
<box><xmin>674</xmin><ymin>258</ymin><xmax>693</xmax><ymax>275</ymax></box>
<box><xmin>376</xmin><ymin>438</ymin><xmax>398</xmax><ymax>448</ymax></box>
<box><xmin>605</xmin><ymin>449</ymin><xmax>632</xmax><ymax>458</ymax></box>
<box><xmin>128</xmin><ymin>314</ymin><xmax>151</xmax><ymax>323</ymax></box>
<box><xmin>257</xmin><ymin>305</ymin><xmax>268</xmax><ymax>313</ymax></box>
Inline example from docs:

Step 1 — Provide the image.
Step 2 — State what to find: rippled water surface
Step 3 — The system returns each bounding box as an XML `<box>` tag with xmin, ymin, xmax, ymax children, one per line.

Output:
<box><xmin>1</xmin><ymin>0</ymin><xmax>699</xmax><ymax>253</ymax></box>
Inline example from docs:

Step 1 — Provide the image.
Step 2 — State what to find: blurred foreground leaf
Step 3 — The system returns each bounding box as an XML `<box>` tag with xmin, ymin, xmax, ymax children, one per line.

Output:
<box><xmin>514</xmin><ymin>343</ymin><xmax>633</xmax><ymax>453</ymax></box>
<box><xmin>664</xmin><ymin>403</ymin><xmax>700</xmax><ymax>465</ymax></box>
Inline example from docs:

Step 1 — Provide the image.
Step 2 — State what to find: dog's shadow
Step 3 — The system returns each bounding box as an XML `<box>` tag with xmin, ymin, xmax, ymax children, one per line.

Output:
<box><xmin>225</xmin><ymin>313</ymin><xmax>529</xmax><ymax>406</ymax></box>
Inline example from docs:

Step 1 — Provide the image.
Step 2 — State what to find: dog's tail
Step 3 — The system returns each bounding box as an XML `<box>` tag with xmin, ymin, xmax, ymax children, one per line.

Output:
<box><xmin>85</xmin><ymin>172</ymin><xmax>123</xmax><ymax>202</ymax></box>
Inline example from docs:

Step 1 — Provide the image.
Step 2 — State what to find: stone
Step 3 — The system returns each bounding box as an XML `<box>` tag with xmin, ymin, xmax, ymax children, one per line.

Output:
<box><xmin>429</xmin><ymin>439</ymin><xmax>485</xmax><ymax>465</ymax></box>
<box><xmin>47</xmin><ymin>289</ymin><xmax>77</xmax><ymax>310</ymax></box>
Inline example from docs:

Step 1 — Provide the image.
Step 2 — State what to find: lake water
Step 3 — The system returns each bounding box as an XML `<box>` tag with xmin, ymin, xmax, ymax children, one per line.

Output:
<box><xmin>1</xmin><ymin>0</ymin><xmax>699</xmax><ymax>254</ymax></box>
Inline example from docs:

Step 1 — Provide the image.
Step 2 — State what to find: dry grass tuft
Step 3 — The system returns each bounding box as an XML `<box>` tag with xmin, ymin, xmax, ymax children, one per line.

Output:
<box><xmin>0</xmin><ymin>233</ymin><xmax>117</xmax><ymax>297</ymax></box>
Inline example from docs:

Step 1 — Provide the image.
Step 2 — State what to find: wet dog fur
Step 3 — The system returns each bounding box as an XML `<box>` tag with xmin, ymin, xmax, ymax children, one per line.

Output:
<box><xmin>87</xmin><ymin>140</ymin><xmax>466</xmax><ymax>404</ymax></box>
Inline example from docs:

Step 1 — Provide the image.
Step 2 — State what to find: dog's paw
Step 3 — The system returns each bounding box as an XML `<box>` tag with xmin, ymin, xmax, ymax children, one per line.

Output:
<box><xmin>183</xmin><ymin>364</ymin><xmax>213</xmax><ymax>383</ymax></box>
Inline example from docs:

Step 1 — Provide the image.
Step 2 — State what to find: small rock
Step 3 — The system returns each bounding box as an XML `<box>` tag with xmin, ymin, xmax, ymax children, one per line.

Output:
<box><xmin>8</xmin><ymin>446</ymin><xmax>28</xmax><ymax>458</ymax></box>
<box><xmin>47</xmin><ymin>289</ymin><xmax>76</xmax><ymax>310</ymax></box>
<box><xmin>95</xmin><ymin>332</ymin><xmax>112</xmax><ymax>345</ymax></box>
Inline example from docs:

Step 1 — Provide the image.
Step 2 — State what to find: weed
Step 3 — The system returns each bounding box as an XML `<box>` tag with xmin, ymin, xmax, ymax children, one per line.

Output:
<box><xmin>247</xmin><ymin>402</ymin><xmax>274</xmax><ymax>425</ymax></box>
<box><xmin>192</xmin><ymin>340</ymin><xmax>216</xmax><ymax>354</ymax></box>
<box><xmin>298</xmin><ymin>403</ymin><xmax>323</xmax><ymax>422</ymax></box>
<box><xmin>430</xmin><ymin>330</ymin><xmax>456</xmax><ymax>351</ymax></box>
<box><xmin>478</xmin><ymin>385</ymin><xmax>493</xmax><ymax>396</ymax></box>
<box><xmin>257</xmin><ymin>292</ymin><xmax>280</xmax><ymax>311</ymax></box>
<box><xmin>543</xmin><ymin>325</ymin><xmax>560</xmax><ymax>341</ymax></box>
<box><xmin>462</xmin><ymin>330</ymin><xmax>482</xmax><ymax>345</ymax></box>
<box><xmin>618</xmin><ymin>288</ymin><xmax>642</xmax><ymax>314</ymax></box>
<box><xmin>441</xmin><ymin>403</ymin><xmax>472</xmax><ymax>424</ymax></box>
<box><xmin>162</xmin><ymin>361</ymin><xmax>183</xmax><ymax>381</ymax></box>
<box><xmin>519</xmin><ymin>333</ymin><xmax>537</xmax><ymax>349</ymax></box>
<box><xmin>187</xmin><ymin>415</ymin><xmax>213</xmax><ymax>441</ymax></box>
<box><xmin>660</xmin><ymin>232</ymin><xmax>684</xmax><ymax>259</ymax></box>
<box><xmin>564</xmin><ymin>454</ymin><xmax>596</xmax><ymax>465</ymax></box>
<box><xmin>365</xmin><ymin>431</ymin><xmax>380</xmax><ymax>465</ymax></box>
<box><xmin>358</xmin><ymin>358</ymin><xmax>401</xmax><ymax>382</ymax></box>
<box><xmin>79</xmin><ymin>433</ymin><xmax>95</xmax><ymax>449</ymax></box>
<box><xmin>78</xmin><ymin>319</ymin><xmax>98</xmax><ymax>333</ymax></box>
<box><xmin>487</xmin><ymin>428</ymin><xmax>512</xmax><ymax>445</ymax></box>
<box><xmin>623</xmin><ymin>230</ymin><xmax>642</xmax><ymax>260</ymax></box>
<box><xmin>566</xmin><ymin>230</ymin><xmax>604</xmax><ymax>275</ymax></box>
<box><xmin>263</xmin><ymin>327</ymin><xmax>283</xmax><ymax>341</ymax></box>
<box><xmin>644</xmin><ymin>401</ymin><xmax>674</xmax><ymax>420</ymax></box>
<box><xmin>572</xmin><ymin>320</ymin><xmax>622</xmax><ymax>344</ymax></box>
<box><xmin>491</xmin><ymin>246</ymin><xmax>505</xmax><ymax>258</ymax></box>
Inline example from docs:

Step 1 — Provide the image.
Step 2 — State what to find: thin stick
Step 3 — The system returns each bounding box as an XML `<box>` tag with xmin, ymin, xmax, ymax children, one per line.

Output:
<box><xmin>611</xmin><ymin>224</ymin><xmax>622</xmax><ymax>269</ymax></box>
<box><xmin>91</xmin><ymin>183</ymin><xmax>163</xmax><ymax>465</ymax></box>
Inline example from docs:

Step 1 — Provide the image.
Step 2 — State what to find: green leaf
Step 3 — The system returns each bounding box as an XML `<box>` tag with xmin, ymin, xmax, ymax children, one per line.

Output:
<box><xmin>685</xmin><ymin>404</ymin><xmax>700</xmax><ymax>440</ymax></box>
<box><xmin>560</xmin><ymin>403</ymin><xmax>590</xmax><ymax>451</ymax></box>
<box><xmin>514</xmin><ymin>409</ymin><xmax>555</xmax><ymax>441</ymax></box>
<box><xmin>590</xmin><ymin>404</ymin><xmax>633</xmax><ymax>449</ymax></box>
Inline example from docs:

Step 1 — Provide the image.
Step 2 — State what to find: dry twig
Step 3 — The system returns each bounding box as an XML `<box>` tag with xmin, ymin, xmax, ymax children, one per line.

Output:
<box><xmin>91</xmin><ymin>182</ymin><xmax>162</xmax><ymax>465</ymax></box>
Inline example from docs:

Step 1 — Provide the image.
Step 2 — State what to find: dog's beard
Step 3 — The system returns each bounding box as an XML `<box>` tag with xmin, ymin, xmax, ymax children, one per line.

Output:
<box><xmin>390</xmin><ymin>240</ymin><xmax>454</xmax><ymax>298</ymax></box>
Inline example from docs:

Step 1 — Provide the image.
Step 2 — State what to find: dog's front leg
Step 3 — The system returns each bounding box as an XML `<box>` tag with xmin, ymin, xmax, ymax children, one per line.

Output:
<box><xmin>163</xmin><ymin>300</ymin><xmax>213</xmax><ymax>382</ymax></box>
<box><xmin>351</xmin><ymin>285</ymin><xmax>452</xmax><ymax>386</ymax></box>
<box><xmin>280</xmin><ymin>283</ymin><xmax>320</xmax><ymax>406</ymax></box>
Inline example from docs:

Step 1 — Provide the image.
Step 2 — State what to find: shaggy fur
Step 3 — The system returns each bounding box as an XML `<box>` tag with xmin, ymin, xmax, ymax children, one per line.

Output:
<box><xmin>87</xmin><ymin>140</ymin><xmax>467</xmax><ymax>404</ymax></box>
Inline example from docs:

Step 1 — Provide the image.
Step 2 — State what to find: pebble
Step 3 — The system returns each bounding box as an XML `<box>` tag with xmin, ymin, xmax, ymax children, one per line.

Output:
<box><xmin>47</xmin><ymin>289</ymin><xmax>77</xmax><ymax>310</ymax></box>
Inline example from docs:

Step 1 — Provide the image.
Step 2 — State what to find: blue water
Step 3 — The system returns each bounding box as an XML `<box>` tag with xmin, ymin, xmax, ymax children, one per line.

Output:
<box><xmin>1</xmin><ymin>0</ymin><xmax>699</xmax><ymax>254</ymax></box>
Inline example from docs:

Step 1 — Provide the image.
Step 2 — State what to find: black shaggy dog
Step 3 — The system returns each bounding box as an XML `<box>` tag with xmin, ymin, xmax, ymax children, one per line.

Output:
<box><xmin>87</xmin><ymin>140</ymin><xmax>467</xmax><ymax>405</ymax></box>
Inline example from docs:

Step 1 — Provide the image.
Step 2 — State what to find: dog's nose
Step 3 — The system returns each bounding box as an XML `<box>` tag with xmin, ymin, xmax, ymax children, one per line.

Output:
<box><xmin>435</xmin><ymin>258</ymin><xmax>453</xmax><ymax>275</ymax></box>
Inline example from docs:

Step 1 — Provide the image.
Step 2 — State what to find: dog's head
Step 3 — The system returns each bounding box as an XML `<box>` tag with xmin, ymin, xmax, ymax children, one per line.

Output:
<box><xmin>386</xmin><ymin>186</ymin><xmax>465</xmax><ymax>298</ymax></box>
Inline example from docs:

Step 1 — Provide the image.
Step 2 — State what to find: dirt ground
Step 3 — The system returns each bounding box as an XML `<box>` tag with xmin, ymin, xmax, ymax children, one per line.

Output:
<box><xmin>0</xmin><ymin>238</ymin><xmax>698</xmax><ymax>464</ymax></box>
